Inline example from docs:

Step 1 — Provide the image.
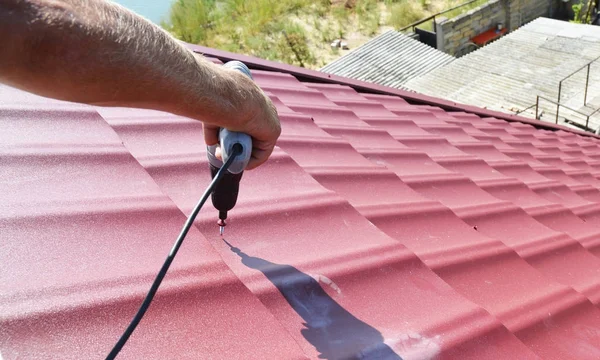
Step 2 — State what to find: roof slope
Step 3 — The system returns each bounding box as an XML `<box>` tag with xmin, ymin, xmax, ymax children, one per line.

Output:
<box><xmin>4</xmin><ymin>50</ymin><xmax>600</xmax><ymax>359</ymax></box>
<box><xmin>405</xmin><ymin>18</ymin><xmax>600</xmax><ymax>130</ymax></box>
<box><xmin>321</xmin><ymin>30</ymin><xmax>455</xmax><ymax>90</ymax></box>
<box><xmin>0</xmin><ymin>87</ymin><xmax>306</xmax><ymax>360</ymax></box>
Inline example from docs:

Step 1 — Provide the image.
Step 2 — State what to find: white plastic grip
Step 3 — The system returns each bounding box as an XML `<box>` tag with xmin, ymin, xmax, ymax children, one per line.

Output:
<box><xmin>206</xmin><ymin>61</ymin><xmax>254</xmax><ymax>174</ymax></box>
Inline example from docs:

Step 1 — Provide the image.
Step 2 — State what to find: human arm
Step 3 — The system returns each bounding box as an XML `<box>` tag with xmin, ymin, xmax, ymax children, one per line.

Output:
<box><xmin>0</xmin><ymin>0</ymin><xmax>280</xmax><ymax>169</ymax></box>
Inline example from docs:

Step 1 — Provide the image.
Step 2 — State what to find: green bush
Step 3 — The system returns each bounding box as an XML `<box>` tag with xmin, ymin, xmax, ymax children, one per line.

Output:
<box><xmin>571</xmin><ymin>1</ymin><xmax>584</xmax><ymax>23</ymax></box>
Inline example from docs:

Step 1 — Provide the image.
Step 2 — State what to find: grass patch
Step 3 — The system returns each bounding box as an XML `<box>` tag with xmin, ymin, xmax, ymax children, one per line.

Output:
<box><xmin>388</xmin><ymin>1</ymin><xmax>424</xmax><ymax>29</ymax></box>
<box><xmin>356</xmin><ymin>0</ymin><xmax>381</xmax><ymax>35</ymax></box>
<box><xmin>163</xmin><ymin>0</ymin><xmax>495</xmax><ymax>68</ymax></box>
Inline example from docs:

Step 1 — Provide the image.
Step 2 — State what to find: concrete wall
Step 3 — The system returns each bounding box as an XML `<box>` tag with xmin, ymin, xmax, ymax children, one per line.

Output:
<box><xmin>437</xmin><ymin>0</ymin><xmax>506</xmax><ymax>56</ymax></box>
<box><xmin>508</xmin><ymin>0</ymin><xmax>557</xmax><ymax>30</ymax></box>
<box><xmin>436</xmin><ymin>0</ymin><xmax>557</xmax><ymax>56</ymax></box>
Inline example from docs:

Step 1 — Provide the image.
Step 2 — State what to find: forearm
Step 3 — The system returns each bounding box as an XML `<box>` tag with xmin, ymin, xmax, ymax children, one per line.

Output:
<box><xmin>0</xmin><ymin>0</ymin><xmax>235</xmax><ymax>124</ymax></box>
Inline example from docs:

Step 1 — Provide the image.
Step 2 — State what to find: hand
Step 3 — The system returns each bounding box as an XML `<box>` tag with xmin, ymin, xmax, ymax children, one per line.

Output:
<box><xmin>203</xmin><ymin>68</ymin><xmax>281</xmax><ymax>170</ymax></box>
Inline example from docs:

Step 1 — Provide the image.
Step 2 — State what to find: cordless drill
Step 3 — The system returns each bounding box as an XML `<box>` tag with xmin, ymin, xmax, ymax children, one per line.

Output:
<box><xmin>206</xmin><ymin>61</ymin><xmax>253</xmax><ymax>236</ymax></box>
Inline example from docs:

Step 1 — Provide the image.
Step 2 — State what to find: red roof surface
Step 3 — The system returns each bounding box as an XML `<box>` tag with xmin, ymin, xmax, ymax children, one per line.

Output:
<box><xmin>4</xmin><ymin>48</ymin><xmax>600</xmax><ymax>360</ymax></box>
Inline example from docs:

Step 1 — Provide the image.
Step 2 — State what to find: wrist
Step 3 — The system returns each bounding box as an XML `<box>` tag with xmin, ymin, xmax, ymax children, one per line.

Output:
<box><xmin>176</xmin><ymin>57</ymin><xmax>241</xmax><ymax>128</ymax></box>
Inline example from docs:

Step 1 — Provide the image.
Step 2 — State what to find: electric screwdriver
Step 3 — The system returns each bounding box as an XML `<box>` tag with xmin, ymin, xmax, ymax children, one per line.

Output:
<box><xmin>206</xmin><ymin>61</ymin><xmax>253</xmax><ymax>235</ymax></box>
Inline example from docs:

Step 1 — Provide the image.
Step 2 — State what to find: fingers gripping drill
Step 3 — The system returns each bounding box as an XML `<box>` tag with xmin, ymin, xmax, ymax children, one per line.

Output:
<box><xmin>206</xmin><ymin>61</ymin><xmax>253</xmax><ymax>236</ymax></box>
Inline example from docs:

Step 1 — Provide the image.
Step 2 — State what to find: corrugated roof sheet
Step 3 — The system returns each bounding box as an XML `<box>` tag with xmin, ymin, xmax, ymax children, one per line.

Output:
<box><xmin>405</xmin><ymin>18</ymin><xmax>600</xmax><ymax>130</ymax></box>
<box><xmin>4</xmin><ymin>49</ymin><xmax>600</xmax><ymax>359</ymax></box>
<box><xmin>321</xmin><ymin>30</ymin><xmax>455</xmax><ymax>90</ymax></box>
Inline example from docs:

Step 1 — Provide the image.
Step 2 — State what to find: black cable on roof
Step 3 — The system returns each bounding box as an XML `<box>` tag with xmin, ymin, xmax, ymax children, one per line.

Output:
<box><xmin>106</xmin><ymin>144</ymin><xmax>242</xmax><ymax>360</ymax></box>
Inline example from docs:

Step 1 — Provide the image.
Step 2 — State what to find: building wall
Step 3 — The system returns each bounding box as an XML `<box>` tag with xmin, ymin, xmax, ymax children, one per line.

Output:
<box><xmin>508</xmin><ymin>0</ymin><xmax>557</xmax><ymax>30</ymax></box>
<box><xmin>437</xmin><ymin>0</ymin><xmax>506</xmax><ymax>57</ymax></box>
<box><xmin>436</xmin><ymin>0</ymin><xmax>557</xmax><ymax>56</ymax></box>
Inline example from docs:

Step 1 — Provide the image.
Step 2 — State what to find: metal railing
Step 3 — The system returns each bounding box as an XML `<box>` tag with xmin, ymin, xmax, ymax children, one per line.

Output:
<box><xmin>515</xmin><ymin>56</ymin><xmax>600</xmax><ymax>133</ymax></box>
<box><xmin>556</xmin><ymin>54</ymin><xmax>600</xmax><ymax>121</ymax></box>
<box><xmin>515</xmin><ymin>103</ymin><xmax>537</xmax><ymax>116</ymax></box>
<box><xmin>535</xmin><ymin>95</ymin><xmax>598</xmax><ymax>131</ymax></box>
<box><xmin>398</xmin><ymin>0</ymin><xmax>485</xmax><ymax>33</ymax></box>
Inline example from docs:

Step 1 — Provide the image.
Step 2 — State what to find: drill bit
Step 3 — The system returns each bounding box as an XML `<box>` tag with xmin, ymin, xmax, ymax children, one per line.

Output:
<box><xmin>217</xmin><ymin>218</ymin><xmax>226</xmax><ymax>236</ymax></box>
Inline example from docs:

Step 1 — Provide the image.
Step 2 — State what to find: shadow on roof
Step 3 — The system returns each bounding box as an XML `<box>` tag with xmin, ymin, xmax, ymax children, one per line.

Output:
<box><xmin>223</xmin><ymin>239</ymin><xmax>402</xmax><ymax>360</ymax></box>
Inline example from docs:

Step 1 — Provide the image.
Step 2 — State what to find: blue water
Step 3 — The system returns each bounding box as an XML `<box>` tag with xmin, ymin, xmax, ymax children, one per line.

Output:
<box><xmin>112</xmin><ymin>0</ymin><xmax>174</xmax><ymax>24</ymax></box>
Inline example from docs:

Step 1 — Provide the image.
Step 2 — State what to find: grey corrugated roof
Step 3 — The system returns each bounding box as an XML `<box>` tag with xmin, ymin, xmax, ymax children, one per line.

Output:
<box><xmin>404</xmin><ymin>18</ymin><xmax>600</xmax><ymax>130</ymax></box>
<box><xmin>321</xmin><ymin>30</ymin><xmax>455</xmax><ymax>89</ymax></box>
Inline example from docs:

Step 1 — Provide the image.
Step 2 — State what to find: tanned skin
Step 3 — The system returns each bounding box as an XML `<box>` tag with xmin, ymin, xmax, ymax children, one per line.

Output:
<box><xmin>0</xmin><ymin>0</ymin><xmax>281</xmax><ymax>169</ymax></box>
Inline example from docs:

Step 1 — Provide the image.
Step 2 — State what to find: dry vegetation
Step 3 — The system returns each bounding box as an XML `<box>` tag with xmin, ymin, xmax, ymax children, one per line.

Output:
<box><xmin>162</xmin><ymin>0</ymin><xmax>489</xmax><ymax>69</ymax></box>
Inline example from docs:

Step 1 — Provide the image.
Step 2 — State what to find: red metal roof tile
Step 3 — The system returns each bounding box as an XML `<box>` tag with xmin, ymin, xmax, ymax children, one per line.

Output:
<box><xmin>0</xmin><ymin>87</ymin><xmax>307</xmax><ymax>360</ymax></box>
<box><xmin>99</xmin><ymin>104</ymin><xmax>535</xmax><ymax>360</ymax></box>
<box><xmin>250</xmin><ymin>71</ymin><xmax>600</xmax><ymax>359</ymax></box>
<box><xmin>6</xmin><ymin>48</ymin><xmax>600</xmax><ymax>360</ymax></box>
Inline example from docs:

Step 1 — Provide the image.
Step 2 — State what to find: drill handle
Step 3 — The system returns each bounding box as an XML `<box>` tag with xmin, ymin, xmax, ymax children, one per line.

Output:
<box><xmin>206</xmin><ymin>61</ymin><xmax>253</xmax><ymax>174</ymax></box>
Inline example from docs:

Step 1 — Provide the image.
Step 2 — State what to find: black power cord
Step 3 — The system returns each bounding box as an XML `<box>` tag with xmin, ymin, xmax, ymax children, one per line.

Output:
<box><xmin>106</xmin><ymin>144</ymin><xmax>243</xmax><ymax>360</ymax></box>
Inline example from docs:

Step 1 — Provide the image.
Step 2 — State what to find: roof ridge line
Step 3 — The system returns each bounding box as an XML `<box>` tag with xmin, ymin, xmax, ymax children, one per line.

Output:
<box><xmin>186</xmin><ymin>43</ymin><xmax>600</xmax><ymax>139</ymax></box>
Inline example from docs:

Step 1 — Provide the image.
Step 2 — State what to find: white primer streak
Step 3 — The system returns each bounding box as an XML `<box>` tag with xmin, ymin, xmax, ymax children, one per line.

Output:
<box><xmin>385</xmin><ymin>332</ymin><xmax>442</xmax><ymax>360</ymax></box>
<box><xmin>310</xmin><ymin>274</ymin><xmax>342</xmax><ymax>295</ymax></box>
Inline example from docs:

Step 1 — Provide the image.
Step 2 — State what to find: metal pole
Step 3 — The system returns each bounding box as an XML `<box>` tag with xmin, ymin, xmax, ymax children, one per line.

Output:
<box><xmin>587</xmin><ymin>115</ymin><xmax>590</xmax><ymax>130</ymax></box>
<box><xmin>585</xmin><ymin>63</ymin><xmax>591</xmax><ymax>105</ymax></box>
<box><xmin>556</xmin><ymin>82</ymin><xmax>562</xmax><ymax>124</ymax></box>
<box><xmin>535</xmin><ymin>96</ymin><xmax>539</xmax><ymax>120</ymax></box>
